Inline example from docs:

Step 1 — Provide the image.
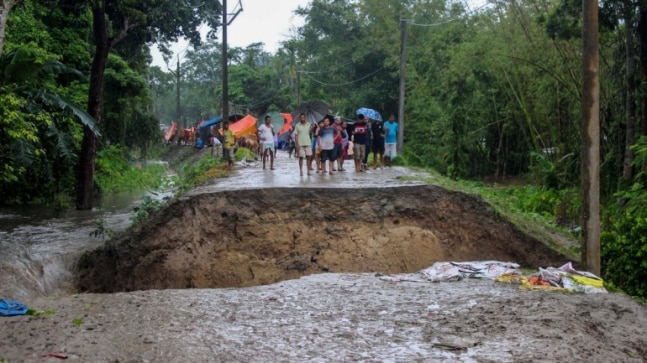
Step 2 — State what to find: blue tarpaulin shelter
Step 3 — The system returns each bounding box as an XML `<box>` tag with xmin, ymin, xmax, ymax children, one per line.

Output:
<box><xmin>198</xmin><ymin>116</ymin><xmax>223</xmax><ymax>142</ymax></box>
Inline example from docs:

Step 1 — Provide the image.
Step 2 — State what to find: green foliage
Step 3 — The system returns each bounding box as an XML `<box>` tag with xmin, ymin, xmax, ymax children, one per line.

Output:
<box><xmin>26</xmin><ymin>309</ymin><xmax>56</xmax><ymax>316</ymax></box>
<box><xmin>601</xmin><ymin>137</ymin><xmax>647</xmax><ymax>299</ymax></box>
<box><xmin>602</xmin><ymin>212</ymin><xmax>647</xmax><ymax>299</ymax></box>
<box><xmin>131</xmin><ymin>195</ymin><xmax>164</xmax><ymax>226</ymax></box>
<box><xmin>94</xmin><ymin>145</ymin><xmax>166</xmax><ymax>194</ymax></box>
<box><xmin>178</xmin><ymin>155</ymin><xmax>219</xmax><ymax>188</ymax></box>
<box><xmin>89</xmin><ymin>216</ymin><xmax>115</xmax><ymax>239</ymax></box>
<box><xmin>72</xmin><ymin>317</ymin><xmax>84</xmax><ymax>326</ymax></box>
<box><xmin>528</xmin><ymin>151</ymin><xmax>577</xmax><ymax>190</ymax></box>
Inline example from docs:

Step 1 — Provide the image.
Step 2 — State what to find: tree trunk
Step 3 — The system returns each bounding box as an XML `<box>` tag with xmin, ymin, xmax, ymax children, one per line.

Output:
<box><xmin>639</xmin><ymin>1</ymin><xmax>647</xmax><ymax>136</ymax></box>
<box><xmin>76</xmin><ymin>2</ymin><xmax>110</xmax><ymax>210</ymax></box>
<box><xmin>0</xmin><ymin>0</ymin><xmax>22</xmax><ymax>57</ymax></box>
<box><xmin>624</xmin><ymin>0</ymin><xmax>637</xmax><ymax>182</ymax></box>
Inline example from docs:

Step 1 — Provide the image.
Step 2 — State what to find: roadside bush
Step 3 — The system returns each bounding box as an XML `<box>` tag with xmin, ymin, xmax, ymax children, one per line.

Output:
<box><xmin>601</xmin><ymin>210</ymin><xmax>647</xmax><ymax>299</ymax></box>
<box><xmin>95</xmin><ymin>145</ymin><xmax>166</xmax><ymax>194</ymax></box>
<box><xmin>601</xmin><ymin>137</ymin><xmax>647</xmax><ymax>300</ymax></box>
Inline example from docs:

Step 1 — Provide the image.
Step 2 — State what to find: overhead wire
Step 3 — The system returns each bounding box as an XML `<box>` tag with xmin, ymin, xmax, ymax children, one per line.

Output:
<box><xmin>301</xmin><ymin>66</ymin><xmax>385</xmax><ymax>87</ymax></box>
<box><xmin>405</xmin><ymin>2</ymin><xmax>491</xmax><ymax>27</ymax></box>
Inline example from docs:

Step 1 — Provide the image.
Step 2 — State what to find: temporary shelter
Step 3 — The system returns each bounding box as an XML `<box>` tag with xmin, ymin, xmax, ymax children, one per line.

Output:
<box><xmin>230</xmin><ymin>115</ymin><xmax>258</xmax><ymax>136</ymax></box>
<box><xmin>198</xmin><ymin>116</ymin><xmax>222</xmax><ymax>142</ymax></box>
<box><xmin>164</xmin><ymin>122</ymin><xmax>178</xmax><ymax>142</ymax></box>
<box><xmin>278</xmin><ymin>113</ymin><xmax>292</xmax><ymax>135</ymax></box>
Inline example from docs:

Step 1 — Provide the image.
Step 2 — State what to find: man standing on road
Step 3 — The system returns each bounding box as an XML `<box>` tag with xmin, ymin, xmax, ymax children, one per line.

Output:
<box><xmin>352</xmin><ymin>114</ymin><xmax>369</xmax><ymax>172</ymax></box>
<box><xmin>221</xmin><ymin>121</ymin><xmax>236</xmax><ymax>171</ymax></box>
<box><xmin>384</xmin><ymin>114</ymin><xmax>399</xmax><ymax>167</ymax></box>
<box><xmin>294</xmin><ymin>113</ymin><xmax>313</xmax><ymax>176</ymax></box>
<box><xmin>257</xmin><ymin>115</ymin><xmax>276</xmax><ymax>170</ymax></box>
<box><xmin>371</xmin><ymin>117</ymin><xmax>386</xmax><ymax>169</ymax></box>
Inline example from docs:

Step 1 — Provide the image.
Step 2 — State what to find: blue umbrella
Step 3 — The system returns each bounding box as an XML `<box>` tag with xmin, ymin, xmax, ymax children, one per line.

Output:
<box><xmin>356</xmin><ymin>107</ymin><xmax>382</xmax><ymax>121</ymax></box>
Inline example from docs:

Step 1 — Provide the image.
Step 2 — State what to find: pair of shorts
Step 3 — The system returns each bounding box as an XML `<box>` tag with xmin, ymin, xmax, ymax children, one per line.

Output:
<box><xmin>262</xmin><ymin>142</ymin><xmax>274</xmax><ymax>152</ymax></box>
<box><xmin>385</xmin><ymin>143</ymin><xmax>397</xmax><ymax>159</ymax></box>
<box><xmin>353</xmin><ymin>143</ymin><xmax>366</xmax><ymax>160</ymax></box>
<box><xmin>333</xmin><ymin>144</ymin><xmax>342</xmax><ymax>159</ymax></box>
<box><xmin>223</xmin><ymin>148</ymin><xmax>235</xmax><ymax>161</ymax></box>
<box><xmin>372</xmin><ymin>140</ymin><xmax>385</xmax><ymax>154</ymax></box>
<box><xmin>320</xmin><ymin>149</ymin><xmax>335</xmax><ymax>162</ymax></box>
<box><xmin>298</xmin><ymin>145</ymin><xmax>313</xmax><ymax>158</ymax></box>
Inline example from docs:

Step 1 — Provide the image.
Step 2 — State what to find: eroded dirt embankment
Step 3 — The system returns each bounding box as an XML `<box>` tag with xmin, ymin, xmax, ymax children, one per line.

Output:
<box><xmin>77</xmin><ymin>185</ymin><xmax>570</xmax><ymax>293</ymax></box>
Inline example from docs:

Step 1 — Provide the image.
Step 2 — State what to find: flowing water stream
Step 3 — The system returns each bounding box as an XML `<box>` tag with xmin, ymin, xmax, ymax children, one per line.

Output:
<box><xmin>0</xmin><ymin>187</ymin><xmax>173</xmax><ymax>301</ymax></box>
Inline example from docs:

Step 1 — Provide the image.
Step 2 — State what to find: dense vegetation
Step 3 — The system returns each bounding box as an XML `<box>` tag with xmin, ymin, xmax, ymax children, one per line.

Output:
<box><xmin>1</xmin><ymin>0</ymin><xmax>646</xmax><ymax>299</ymax></box>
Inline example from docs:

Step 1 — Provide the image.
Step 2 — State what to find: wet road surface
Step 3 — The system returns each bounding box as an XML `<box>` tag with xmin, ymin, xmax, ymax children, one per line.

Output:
<box><xmin>189</xmin><ymin>149</ymin><xmax>430</xmax><ymax>194</ymax></box>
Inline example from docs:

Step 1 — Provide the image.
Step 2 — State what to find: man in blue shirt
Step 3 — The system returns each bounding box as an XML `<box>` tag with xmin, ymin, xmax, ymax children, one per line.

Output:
<box><xmin>384</xmin><ymin>114</ymin><xmax>399</xmax><ymax>167</ymax></box>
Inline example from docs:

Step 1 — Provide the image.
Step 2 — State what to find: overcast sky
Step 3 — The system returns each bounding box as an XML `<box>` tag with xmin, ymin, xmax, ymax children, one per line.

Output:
<box><xmin>150</xmin><ymin>0</ymin><xmax>311</xmax><ymax>68</ymax></box>
<box><xmin>150</xmin><ymin>0</ymin><xmax>489</xmax><ymax>68</ymax></box>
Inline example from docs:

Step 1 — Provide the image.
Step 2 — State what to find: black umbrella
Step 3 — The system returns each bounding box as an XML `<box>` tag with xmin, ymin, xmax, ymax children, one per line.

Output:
<box><xmin>291</xmin><ymin>101</ymin><xmax>330</xmax><ymax>127</ymax></box>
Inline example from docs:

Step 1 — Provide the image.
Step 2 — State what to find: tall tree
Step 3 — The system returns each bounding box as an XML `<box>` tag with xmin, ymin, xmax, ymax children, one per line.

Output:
<box><xmin>0</xmin><ymin>0</ymin><xmax>22</xmax><ymax>57</ymax></box>
<box><xmin>623</xmin><ymin>0</ymin><xmax>637</xmax><ymax>182</ymax></box>
<box><xmin>76</xmin><ymin>0</ymin><xmax>222</xmax><ymax>209</ymax></box>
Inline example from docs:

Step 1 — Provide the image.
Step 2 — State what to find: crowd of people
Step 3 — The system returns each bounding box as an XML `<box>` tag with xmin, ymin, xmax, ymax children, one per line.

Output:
<box><xmin>218</xmin><ymin>112</ymin><xmax>399</xmax><ymax>177</ymax></box>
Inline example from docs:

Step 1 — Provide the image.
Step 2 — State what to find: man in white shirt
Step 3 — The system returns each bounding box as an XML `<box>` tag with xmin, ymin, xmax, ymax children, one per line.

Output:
<box><xmin>257</xmin><ymin>115</ymin><xmax>276</xmax><ymax>170</ymax></box>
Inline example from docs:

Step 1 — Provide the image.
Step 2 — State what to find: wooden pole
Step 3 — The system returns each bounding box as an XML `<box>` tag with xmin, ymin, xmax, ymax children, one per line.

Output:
<box><xmin>397</xmin><ymin>19</ymin><xmax>407</xmax><ymax>153</ymax></box>
<box><xmin>581</xmin><ymin>0</ymin><xmax>600</xmax><ymax>275</ymax></box>
<box><xmin>222</xmin><ymin>0</ymin><xmax>228</xmax><ymax>120</ymax></box>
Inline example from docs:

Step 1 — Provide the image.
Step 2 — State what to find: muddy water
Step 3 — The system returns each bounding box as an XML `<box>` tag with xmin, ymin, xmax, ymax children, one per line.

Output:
<box><xmin>0</xmin><ymin>190</ymin><xmax>173</xmax><ymax>301</ymax></box>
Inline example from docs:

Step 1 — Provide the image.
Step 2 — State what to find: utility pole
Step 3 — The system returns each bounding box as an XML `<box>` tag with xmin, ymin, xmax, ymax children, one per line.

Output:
<box><xmin>221</xmin><ymin>0</ymin><xmax>243</xmax><ymax>121</ymax></box>
<box><xmin>222</xmin><ymin>0</ymin><xmax>228</xmax><ymax>121</ymax></box>
<box><xmin>397</xmin><ymin>18</ymin><xmax>407</xmax><ymax>153</ymax></box>
<box><xmin>297</xmin><ymin>69</ymin><xmax>301</xmax><ymax>105</ymax></box>
<box><xmin>176</xmin><ymin>55</ymin><xmax>182</xmax><ymax>128</ymax></box>
<box><xmin>582</xmin><ymin>0</ymin><xmax>600</xmax><ymax>275</ymax></box>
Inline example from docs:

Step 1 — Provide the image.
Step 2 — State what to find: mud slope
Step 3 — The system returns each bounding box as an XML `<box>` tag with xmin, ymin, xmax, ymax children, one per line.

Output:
<box><xmin>77</xmin><ymin>185</ymin><xmax>571</xmax><ymax>292</ymax></box>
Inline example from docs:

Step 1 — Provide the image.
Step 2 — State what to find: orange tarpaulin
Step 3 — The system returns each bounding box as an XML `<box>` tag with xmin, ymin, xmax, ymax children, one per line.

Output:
<box><xmin>278</xmin><ymin>113</ymin><xmax>292</xmax><ymax>135</ymax></box>
<box><xmin>229</xmin><ymin>115</ymin><xmax>258</xmax><ymax>136</ymax></box>
<box><xmin>164</xmin><ymin>122</ymin><xmax>178</xmax><ymax>141</ymax></box>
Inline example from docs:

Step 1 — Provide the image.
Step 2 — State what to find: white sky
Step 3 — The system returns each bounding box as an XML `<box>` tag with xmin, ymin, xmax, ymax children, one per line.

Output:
<box><xmin>150</xmin><ymin>0</ymin><xmax>489</xmax><ymax>69</ymax></box>
<box><xmin>150</xmin><ymin>0</ymin><xmax>311</xmax><ymax>68</ymax></box>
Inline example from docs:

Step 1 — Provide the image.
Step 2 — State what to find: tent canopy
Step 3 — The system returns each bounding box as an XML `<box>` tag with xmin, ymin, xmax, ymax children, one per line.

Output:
<box><xmin>278</xmin><ymin>113</ymin><xmax>292</xmax><ymax>135</ymax></box>
<box><xmin>199</xmin><ymin>116</ymin><xmax>222</xmax><ymax>131</ymax></box>
<box><xmin>230</xmin><ymin>115</ymin><xmax>258</xmax><ymax>136</ymax></box>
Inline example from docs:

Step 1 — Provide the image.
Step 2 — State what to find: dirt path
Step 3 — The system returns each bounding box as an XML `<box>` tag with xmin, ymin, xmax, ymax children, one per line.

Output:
<box><xmin>2</xmin><ymin>147</ymin><xmax>647</xmax><ymax>362</ymax></box>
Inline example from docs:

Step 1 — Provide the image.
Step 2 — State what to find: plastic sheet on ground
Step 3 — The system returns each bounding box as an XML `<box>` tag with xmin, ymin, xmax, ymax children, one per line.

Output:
<box><xmin>378</xmin><ymin>261</ymin><xmax>521</xmax><ymax>283</ymax></box>
<box><xmin>0</xmin><ymin>299</ymin><xmax>28</xmax><ymax>316</ymax></box>
<box><xmin>509</xmin><ymin>262</ymin><xmax>607</xmax><ymax>294</ymax></box>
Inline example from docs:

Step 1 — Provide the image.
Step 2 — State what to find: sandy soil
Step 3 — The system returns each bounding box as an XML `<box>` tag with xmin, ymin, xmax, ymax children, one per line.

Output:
<box><xmin>1</xmin><ymin>146</ymin><xmax>647</xmax><ymax>362</ymax></box>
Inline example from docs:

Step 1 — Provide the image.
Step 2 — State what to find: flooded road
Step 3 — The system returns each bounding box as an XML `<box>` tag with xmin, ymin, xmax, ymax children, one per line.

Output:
<box><xmin>189</xmin><ymin>149</ymin><xmax>430</xmax><ymax>194</ymax></box>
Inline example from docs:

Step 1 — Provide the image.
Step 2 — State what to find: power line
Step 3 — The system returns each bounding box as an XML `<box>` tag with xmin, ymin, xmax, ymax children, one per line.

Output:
<box><xmin>301</xmin><ymin>66</ymin><xmax>385</xmax><ymax>86</ymax></box>
<box><xmin>405</xmin><ymin>2</ymin><xmax>491</xmax><ymax>27</ymax></box>
<box><xmin>297</xmin><ymin>59</ymin><xmax>355</xmax><ymax>74</ymax></box>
